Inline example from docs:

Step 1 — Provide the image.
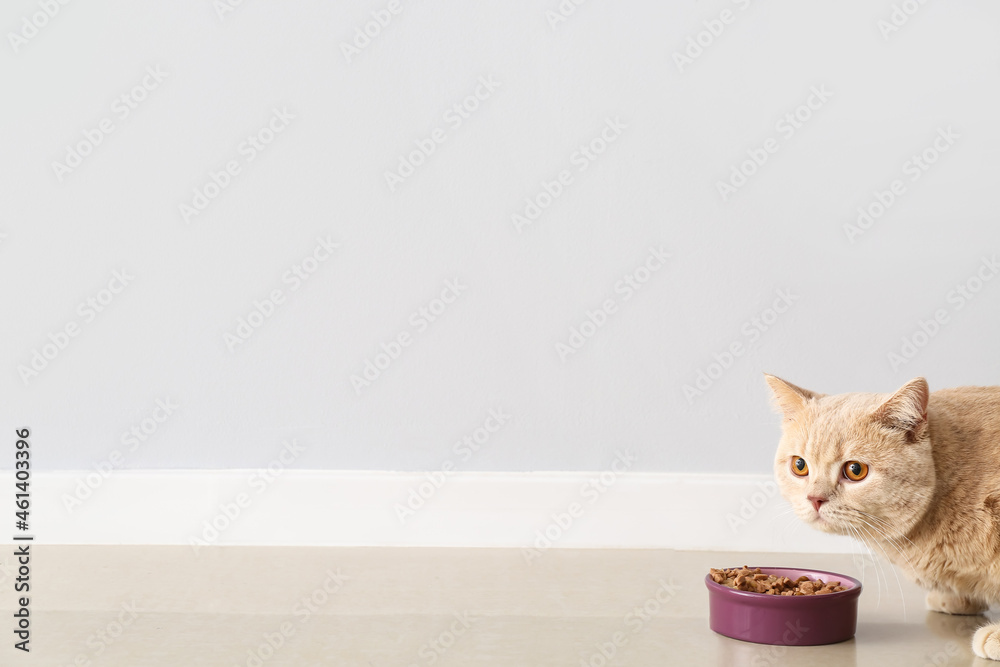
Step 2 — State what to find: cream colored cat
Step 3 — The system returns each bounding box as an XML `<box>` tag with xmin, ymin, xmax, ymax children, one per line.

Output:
<box><xmin>764</xmin><ymin>374</ymin><xmax>1000</xmax><ymax>660</ymax></box>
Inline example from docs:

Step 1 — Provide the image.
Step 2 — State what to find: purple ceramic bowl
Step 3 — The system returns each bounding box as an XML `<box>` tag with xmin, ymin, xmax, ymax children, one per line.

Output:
<box><xmin>705</xmin><ymin>567</ymin><xmax>862</xmax><ymax>646</ymax></box>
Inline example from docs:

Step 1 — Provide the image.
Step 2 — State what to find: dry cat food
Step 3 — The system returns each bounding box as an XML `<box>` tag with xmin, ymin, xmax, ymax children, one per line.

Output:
<box><xmin>709</xmin><ymin>567</ymin><xmax>848</xmax><ymax>596</ymax></box>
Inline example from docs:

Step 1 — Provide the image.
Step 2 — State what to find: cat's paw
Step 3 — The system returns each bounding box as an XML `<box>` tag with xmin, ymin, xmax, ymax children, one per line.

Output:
<box><xmin>926</xmin><ymin>590</ymin><xmax>988</xmax><ymax>615</ymax></box>
<box><xmin>972</xmin><ymin>623</ymin><xmax>1000</xmax><ymax>660</ymax></box>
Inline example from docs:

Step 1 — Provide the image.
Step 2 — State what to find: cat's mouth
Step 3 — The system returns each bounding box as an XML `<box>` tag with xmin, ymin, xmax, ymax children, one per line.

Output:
<box><xmin>804</xmin><ymin>505</ymin><xmax>844</xmax><ymax>533</ymax></box>
<box><xmin>808</xmin><ymin>506</ymin><xmax>858</xmax><ymax>536</ymax></box>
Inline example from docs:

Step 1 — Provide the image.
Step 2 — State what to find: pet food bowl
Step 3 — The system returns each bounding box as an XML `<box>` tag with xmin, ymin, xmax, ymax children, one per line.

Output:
<box><xmin>705</xmin><ymin>567</ymin><xmax>863</xmax><ymax>646</ymax></box>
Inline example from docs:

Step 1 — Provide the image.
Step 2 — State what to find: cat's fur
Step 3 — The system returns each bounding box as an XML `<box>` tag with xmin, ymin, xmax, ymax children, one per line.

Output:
<box><xmin>765</xmin><ymin>374</ymin><xmax>1000</xmax><ymax>660</ymax></box>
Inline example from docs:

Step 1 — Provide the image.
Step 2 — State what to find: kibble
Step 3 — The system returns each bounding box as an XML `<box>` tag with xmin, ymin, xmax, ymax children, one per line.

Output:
<box><xmin>709</xmin><ymin>566</ymin><xmax>848</xmax><ymax>596</ymax></box>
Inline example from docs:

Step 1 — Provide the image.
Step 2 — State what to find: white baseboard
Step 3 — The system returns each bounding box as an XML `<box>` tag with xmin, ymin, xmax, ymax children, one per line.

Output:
<box><xmin>3</xmin><ymin>470</ymin><xmax>857</xmax><ymax>553</ymax></box>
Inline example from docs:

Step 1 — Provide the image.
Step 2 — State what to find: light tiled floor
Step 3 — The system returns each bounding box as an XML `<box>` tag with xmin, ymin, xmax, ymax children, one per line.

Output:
<box><xmin>6</xmin><ymin>546</ymin><xmax>997</xmax><ymax>665</ymax></box>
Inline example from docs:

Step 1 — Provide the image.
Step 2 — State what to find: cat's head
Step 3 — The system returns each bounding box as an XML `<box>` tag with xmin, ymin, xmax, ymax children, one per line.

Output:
<box><xmin>764</xmin><ymin>374</ymin><xmax>935</xmax><ymax>540</ymax></box>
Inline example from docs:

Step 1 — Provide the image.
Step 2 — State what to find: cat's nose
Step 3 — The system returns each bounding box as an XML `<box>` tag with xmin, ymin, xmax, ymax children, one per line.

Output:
<box><xmin>808</xmin><ymin>496</ymin><xmax>827</xmax><ymax>512</ymax></box>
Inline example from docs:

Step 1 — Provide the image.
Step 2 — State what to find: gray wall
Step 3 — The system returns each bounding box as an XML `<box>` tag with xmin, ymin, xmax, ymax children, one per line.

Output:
<box><xmin>3</xmin><ymin>0</ymin><xmax>999</xmax><ymax>473</ymax></box>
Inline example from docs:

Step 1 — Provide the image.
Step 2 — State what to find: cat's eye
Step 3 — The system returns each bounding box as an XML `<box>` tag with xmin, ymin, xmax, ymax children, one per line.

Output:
<box><xmin>843</xmin><ymin>461</ymin><xmax>869</xmax><ymax>481</ymax></box>
<box><xmin>791</xmin><ymin>456</ymin><xmax>809</xmax><ymax>476</ymax></box>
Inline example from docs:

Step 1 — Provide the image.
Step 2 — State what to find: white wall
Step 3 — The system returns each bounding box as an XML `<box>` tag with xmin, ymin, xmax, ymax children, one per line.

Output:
<box><xmin>3</xmin><ymin>0</ymin><xmax>999</xmax><ymax>474</ymax></box>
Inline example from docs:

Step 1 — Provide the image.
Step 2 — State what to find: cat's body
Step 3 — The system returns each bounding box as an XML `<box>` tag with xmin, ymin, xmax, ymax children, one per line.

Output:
<box><xmin>909</xmin><ymin>387</ymin><xmax>1000</xmax><ymax>603</ymax></box>
<box><xmin>765</xmin><ymin>375</ymin><xmax>1000</xmax><ymax>660</ymax></box>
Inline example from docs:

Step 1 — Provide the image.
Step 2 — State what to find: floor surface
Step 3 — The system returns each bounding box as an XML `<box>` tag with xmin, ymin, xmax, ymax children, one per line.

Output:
<box><xmin>2</xmin><ymin>546</ymin><xmax>997</xmax><ymax>665</ymax></box>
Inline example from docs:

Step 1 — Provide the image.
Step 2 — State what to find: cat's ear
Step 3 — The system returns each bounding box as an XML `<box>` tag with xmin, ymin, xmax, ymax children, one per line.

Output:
<box><xmin>764</xmin><ymin>374</ymin><xmax>820</xmax><ymax>422</ymax></box>
<box><xmin>872</xmin><ymin>377</ymin><xmax>929</xmax><ymax>441</ymax></box>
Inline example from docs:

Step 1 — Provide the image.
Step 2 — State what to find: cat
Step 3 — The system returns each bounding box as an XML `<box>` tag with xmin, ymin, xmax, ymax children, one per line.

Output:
<box><xmin>764</xmin><ymin>374</ymin><xmax>1000</xmax><ymax>660</ymax></box>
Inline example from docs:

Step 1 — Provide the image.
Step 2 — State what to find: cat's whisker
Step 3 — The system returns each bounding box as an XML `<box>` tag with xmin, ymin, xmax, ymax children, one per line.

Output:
<box><xmin>853</xmin><ymin>512</ymin><xmax>901</xmax><ymax>537</ymax></box>
<box><xmin>845</xmin><ymin>517</ymin><xmax>890</xmax><ymax>610</ymax></box>
<box><xmin>761</xmin><ymin>507</ymin><xmax>797</xmax><ymax>527</ymax></box>
<box><xmin>776</xmin><ymin>512</ymin><xmax>807</xmax><ymax>551</ymax></box>
<box><xmin>855</xmin><ymin>510</ymin><xmax>918</xmax><ymax>549</ymax></box>
<box><xmin>851</xmin><ymin>524</ymin><xmax>879</xmax><ymax>604</ymax></box>
<box><xmin>856</xmin><ymin>519</ymin><xmax>908</xmax><ymax>620</ymax></box>
<box><xmin>844</xmin><ymin>523</ymin><xmax>868</xmax><ymax>585</ymax></box>
<box><xmin>856</xmin><ymin>524</ymin><xmax>885</xmax><ymax>608</ymax></box>
<box><xmin>854</xmin><ymin>522</ymin><xmax>886</xmax><ymax>600</ymax></box>
<box><xmin>845</xmin><ymin>521</ymin><xmax>881</xmax><ymax>608</ymax></box>
<box><xmin>767</xmin><ymin>507</ymin><xmax>807</xmax><ymax>550</ymax></box>
<box><xmin>849</xmin><ymin>511</ymin><xmax>917</xmax><ymax>571</ymax></box>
